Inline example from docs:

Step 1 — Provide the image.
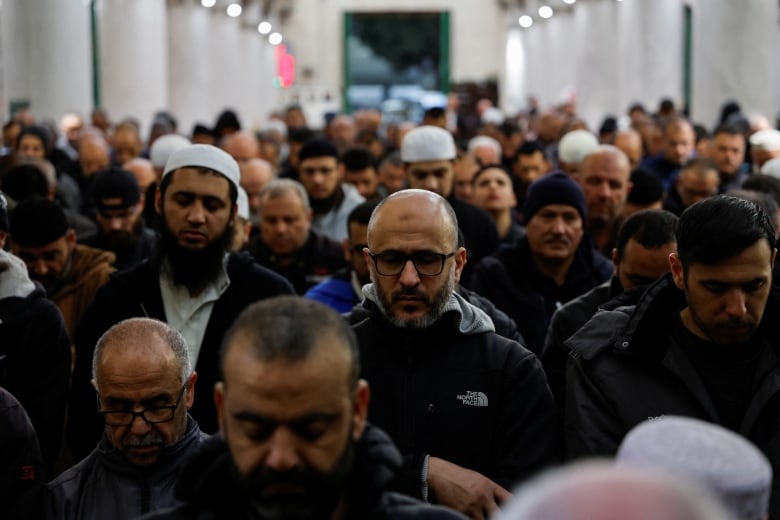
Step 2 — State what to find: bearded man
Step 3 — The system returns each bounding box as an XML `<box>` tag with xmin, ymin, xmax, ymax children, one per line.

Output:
<box><xmin>348</xmin><ymin>189</ymin><xmax>557</xmax><ymax>520</ymax></box>
<box><xmin>68</xmin><ymin>145</ymin><xmax>294</xmax><ymax>460</ymax></box>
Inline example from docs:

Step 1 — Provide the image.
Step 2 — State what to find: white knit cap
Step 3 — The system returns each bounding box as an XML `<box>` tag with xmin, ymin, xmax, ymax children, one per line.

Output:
<box><xmin>236</xmin><ymin>186</ymin><xmax>250</xmax><ymax>220</ymax></box>
<box><xmin>617</xmin><ymin>416</ymin><xmax>772</xmax><ymax>520</ymax></box>
<box><xmin>558</xmin><ymin>129</ymin><xmax>599</xmax><ymax>164</ymax></box>
<box><xmin>749</xmin><ymin>129</ymin><xmax>780</xmax><ymax>152</ymax></box>
<box><xmin>400</xmin><ymin>125</ymin><xmax>457</xmax><ymax>162</ymax></box>
<box><xmin>163</xmin><ymin>144</ymin><xmax>240</xmax><ymax>191</ymax></box>
<box><xmin>149</xmin><ymin>134</ymin><xmax>191</xmax><ymax>169</ymax></box>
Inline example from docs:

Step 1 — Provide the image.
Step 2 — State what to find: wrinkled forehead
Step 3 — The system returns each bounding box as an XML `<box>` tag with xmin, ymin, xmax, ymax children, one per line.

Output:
<box><xmin>368</xmin><ymin>196</ymin><xmax>456</xmax><ymax>248</ymax></box>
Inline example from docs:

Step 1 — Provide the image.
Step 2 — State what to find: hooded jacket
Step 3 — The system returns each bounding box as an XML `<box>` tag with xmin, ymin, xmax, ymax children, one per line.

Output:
<box><xmin>47</xmin><ymin>416</ymin><xmax>208</xmax><ymax>520</ymax></box>
<box><xmin>138</xmin><ymin>424</ymin><xmax>466</xmax><ymax>520</ymax></box>
<box><xmin>51</xmin><ymin>244</ymin><xmax>115</xmax><ymax>338</ymax></box>
<box><xmin>564</xmin><ymin>275</ymin><xmax>780</xmax><ymax>517</ymax></box>
<box><xmin>68</xmin><ymin>252</ymin><xmax>294</xmax><ymax>460</ymax></box>
<box><xmin>0</xmin><ymin>250</ymin><xmax>71</xmax><ymax>474</ymax></box>
<box><xmin>350</xmin><ymin>286</ymin><xmax>558</xmax><ymax>499</ymax></box>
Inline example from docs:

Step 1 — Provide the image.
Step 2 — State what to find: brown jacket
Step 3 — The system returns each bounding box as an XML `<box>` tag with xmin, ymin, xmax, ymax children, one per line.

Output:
<box><xmin>52</xmin><ymin>245</ymin><xmax>115</xmax><ymax>338</ymax></box>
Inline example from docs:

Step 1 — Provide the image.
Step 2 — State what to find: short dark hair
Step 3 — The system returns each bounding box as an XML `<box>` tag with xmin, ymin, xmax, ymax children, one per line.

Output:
<box><xmin>472</xmin><ymin>164</ymin><xmax>511</xmax><ymax>185</ymax></box>
<box><xmin>615</xmin><ymin>209</ymin><xmax>678</xmax><ymax>259</ymax></box>
<box><xmin>347</xmin><ymin>199</ymin><xmax>379</xmax><ymax>235</ymax></box>
<box><xmin>676</xmin><ymin>195</ymin><xmax>775</xmax><ymax>270</ymax></box>
<box><xmin>712</xmin><ymin>123</ymin><xmax>745</xmax><ymax>139</ymax></box>
<box><xmin>514</xmin><ymin>140</ymin><xmax>547</xmax><ymax>162</ymax></box>
<box><xmin>424</xmin><ymin>107</ymin><xmax>445</xmax><ymax>120</ymax></box>
<box><xmin>626</xmin><ymin>167</ymin><xmax>663</xmax><ymax>205</ymax></box>
<box><xmin>220</xmin><ymin>296</ymin><xmax>360</xmax><ymax>388</ymax></box>
<box><xmin>2</xmin><ymin>164</ymin><xmax>49</xmax><ymax>200</ymax></box>
<box><xmin>728</xmin><ymin>189</ymin><xmax>779</xmax><ymax>229</ymax></box>
<box><xmin>742</xmin><ymin>174</ymin><xmax>780</xmax><ymax>207</ymax></box>
<box><xmin>341</xmin><ymin>147</ymin><xmax>376</xmax><ymax>172</ymax></box>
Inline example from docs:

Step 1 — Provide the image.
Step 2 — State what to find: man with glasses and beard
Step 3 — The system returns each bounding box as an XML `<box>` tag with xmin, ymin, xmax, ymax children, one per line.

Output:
<box><xmin>48</xmin><ymin>318</ymin><xmax>208</xmax><ymax>519</ymax></box>
<box><xmin>83</xmin><ymin>167</ymin><xmax>158</xmax><ymax>270</ymax></box>
<box><xmin>349</xmin><ymin>189</ymin><xmax>557</xmax><ymax>520</ymax></box>
<box><xmin>143</xmin><ymin>296</ymin><xmax>464</xmax><ymax>520</ymax></box>
<box><xmin>68</xmin><ymin>145</ymin><xmax>294</xmax><ymax>461</ymax></box>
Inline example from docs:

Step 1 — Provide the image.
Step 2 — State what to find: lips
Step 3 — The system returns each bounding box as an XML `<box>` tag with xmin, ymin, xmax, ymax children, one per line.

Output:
<box><xmin>180</xmin><ymin>230</ymin><xmax>207</xmax><ymax>243</ymax></box>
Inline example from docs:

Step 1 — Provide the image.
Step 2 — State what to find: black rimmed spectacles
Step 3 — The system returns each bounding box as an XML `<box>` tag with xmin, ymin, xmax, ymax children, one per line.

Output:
<box><xmin>368</xmin><ymin>250</ymin><xmax>456</xmax><ymax>276</ymax></box>
<box><xmin>98</xmin><ymin>384</ymin><xmax>187</xmax><ymax>426</ymax></box>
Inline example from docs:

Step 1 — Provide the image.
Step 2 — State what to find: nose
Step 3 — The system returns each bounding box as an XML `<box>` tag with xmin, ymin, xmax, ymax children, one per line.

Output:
<box><xmin>129</xmin><ymin>413</ymin><xmax>152</xmax><ymax>436</ymax></box>
<box><xmin>550</xmin><ymin>216</ymin><xmax>566</xmax><ymax>234</ymax></box>
<box><xmin>724</xmin><ymin>289</ymin><xmax>747</xmax><ymax>319</ymax></box>
<box><xmin>265</xmin><ymin>428</ymin><xmax>301</xmax><ymax>472</ymax></box>
<box><xmin>108</xmin><ymin>217</ymin><xmax>124</xmax><ymax>231</ymax></box>
<box><xmin>398</xmin><ymin>259</ymin><xmax>421</xmax><ymax>287</ymax></box>
<box><xmin>422</xmin><ymin>176</ymin><xmax>439</xmax><ymax>192</ymax></box>
<box><xmin>30</xmin><ymin>259</ymin><xmax>48</xmax><ymax>277</ymax></box>
<box><xmin>596</xmin><ymin>180</ymin><xmax>611</xmax><ymax>198</ymax></box>
<box><xmin>187</xmin><ymin>201</ymin><xmax>206</xmax><ymax>224</ymax></box>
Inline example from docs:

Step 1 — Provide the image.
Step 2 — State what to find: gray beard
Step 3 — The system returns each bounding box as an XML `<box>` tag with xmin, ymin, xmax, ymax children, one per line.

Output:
<box><xmin>374</xmin><ymin>269</ymin><xmax>455</xmax><ymax>330</ymax></box>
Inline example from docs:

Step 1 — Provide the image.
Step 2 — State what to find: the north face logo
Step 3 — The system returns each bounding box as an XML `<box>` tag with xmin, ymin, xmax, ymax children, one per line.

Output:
<box><xmin>457</xmin><ymin>391</ymin><xmax>488</xmax><ymax>407</ymax></box>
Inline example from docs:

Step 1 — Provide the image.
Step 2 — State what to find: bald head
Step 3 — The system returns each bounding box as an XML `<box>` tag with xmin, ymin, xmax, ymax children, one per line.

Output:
<box><xmin>240</xmin><ymin>158</ymin><xmax>275</xmax><ymax>215</ymax></box>
<box><xmin>124</xmin><ymin>157</ymin><xmax>157</xmax><ymax>192</ymax></box>
<box><xmin>368</xmin><ymin>189</ymin><xmax>458</xmax><ymax>250</ymax></box>
<box><xmin>222</xmin><ymin>131</ymin><xmax>260</xmax><ymax>163</ymax></box>
<box><xmin>79</xmin><ymin>132</ymin><xmax>111</xmax><ymax>177</ymax></box>
<box><xmin>92</xmin><ymin>317</ymin><xmax>190</xmax><ymax>390</ymax></box>
<box><xmin>614</xmin><ymin>129</ymin><xmax>643</xmax><ymax>169</ymax></box>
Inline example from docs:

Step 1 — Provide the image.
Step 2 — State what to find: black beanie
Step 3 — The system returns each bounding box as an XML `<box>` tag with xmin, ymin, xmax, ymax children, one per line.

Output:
<box><xmin>299</xmin><ymin>138</ymin><xmax>339</xmax><ymax>162</ymax></box>
<box><xmin>92</xmin><ymin>167</ymin><xmax>141</xmax><ymax>210</ymax></box>
<box><xmin>10</xmin><ymin>197</ymin><xmax>69</xmax><ymax>247</ymax></box>
<box><xmin>523</xmin><ymin>170</ymin><xmax>587</xmax><ymax>225</ymax></box>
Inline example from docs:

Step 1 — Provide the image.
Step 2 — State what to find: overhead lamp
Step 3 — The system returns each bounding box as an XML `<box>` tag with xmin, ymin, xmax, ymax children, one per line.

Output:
<box><xmin>258</xmin><ymin>21</ymin><xmax>272</xmax><ymax>34</ymax></box>
<box><xmin>269</xmin><ymin>32</ymin><xmax>283</xmax><ymax>45</ymax></box>
<box><xmin>518</xmin><ymin>15</ymin><xmax>533</xmax><ymax>28</ymax></box>
<box><xmin>201</xmin><ymin>0</ymin><xmax>216</xmax><ymax>7</ymax></box>
<box><xmin>226</xmin><ymin>3</ymin><xmax>242</xmax><ymax>17</ymax></box>
<box><xmin>538</xmin><ymin>5</ymin><xmax>553</xmax><ymax>19</ymax></box>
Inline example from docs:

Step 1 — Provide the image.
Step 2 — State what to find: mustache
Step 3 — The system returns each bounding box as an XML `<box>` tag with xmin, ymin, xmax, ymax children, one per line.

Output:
<box><xmin>391</xmin><ymin>288</ymin><xmax>429</xmax><ymax>303</ymax></box>
<box><xmin>123</xmin><ymin>430</ymin><xmax>165</xmax><ymax>449</ymax></box>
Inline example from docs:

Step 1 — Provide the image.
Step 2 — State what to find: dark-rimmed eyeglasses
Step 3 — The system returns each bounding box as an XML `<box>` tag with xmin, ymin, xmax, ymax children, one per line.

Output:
<box><xmin>368</xmin><ymin>250</ymin><xmax>456</xmax><ymax>276</ymax></box>
<box><xmin>98</xmin><ymin>384</ymin><xmax>187</xmax><ymax>426</ymax></box>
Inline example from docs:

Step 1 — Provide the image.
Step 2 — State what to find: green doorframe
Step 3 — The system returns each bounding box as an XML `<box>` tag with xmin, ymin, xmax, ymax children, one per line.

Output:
<box><xmin>342</xmin><ymin>12</ymin><xmax>352</xmax><ymax>113</ymax></box>
<box><xmin>682</xmin><ymin>4</ymin><xmax>692</xmax><ymax>114</ymax></box>
<box><xmin>90</xmin><ymin>0</ymin><xmax>101</xmax><ymax>109</ymax></box>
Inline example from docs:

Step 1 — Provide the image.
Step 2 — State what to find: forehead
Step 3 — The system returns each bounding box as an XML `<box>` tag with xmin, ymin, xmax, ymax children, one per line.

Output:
<box><xmin>407</xmin><ymin>160</ymin><xmax>453</xmax><ymax>174</ymax></box>
<box><xmin>300</xmin><ymin>156</ymin><xmax>338</xmax><ymax>170</ymax></box>
<box><xmin>531</xmin><ymin>204</ymin><xmax>580</xmax><ymax>219</ymax></box>
<box><xmin>261</xmin><ymin>190</ymin><xmax>306</xmax><ymax>214</ymax></box>
<box><xmin>223</xmin><ymin>338</ymin><xmax>352</xmax><ymax>413</ymax></box>
<box><xmin>98</xmin><ymin>336</ymin><xmax>180</xmax><ymax>392</ymax></box>
<box><xmin>475</xmin><ymin>168</ymin><xmax>511</xmax><ymax>184</ymax></box>
<box><xmin>622</xmin><ymin>239</ymin><xmax>674</xmax><ymax>267</ymax></box>
<box><xmin>166</xmin><ymin>167</ymin><xmax>231</xmax><ymax>199</ymax></box>
<box><xmin>369</xmin><ymin>197</ymin><xmax>452</xmax><ymax>247</ymax></box>
<box><xmin>15</xmin><ymin>237</ymin><xmax>69</xmax><ymax>255</ymax></box>
<box><xmin>348</xmin><ymin>221</ymin><xmax>368</xmax><ymax>242</ymax></box>
<box><xmin>519</xmin><ymin>151</ymin><xmax>546</xmax><ymax>164</ymax></box>
<box><xmin>582</xmin><ymin>153</ymin><xmax>628</xmax><ymax>178</ymax></box>
<box><xmin>685</xmin><ymin>239</ymin><xmax>773</xmax><ymax>281</ymax></box>
<box><xmin>714</xmin><ymin>133</ymin><xmax>744</xmax><ymax>146</ymax></box>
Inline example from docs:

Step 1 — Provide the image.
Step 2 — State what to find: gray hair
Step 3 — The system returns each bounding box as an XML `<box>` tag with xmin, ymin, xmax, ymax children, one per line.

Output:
<box><xmin>257</xmin><ymin>178</ymin><xmax>310</xmax><ymax>212</ymax></box>
<box><xmin>92</xmin><ymin>318</ymin><xmax>191</xmax><ymax>389</ymax></box>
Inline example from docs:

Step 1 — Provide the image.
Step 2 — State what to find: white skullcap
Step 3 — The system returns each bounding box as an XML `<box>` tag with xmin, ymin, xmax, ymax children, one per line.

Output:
<box><xmin>558</xmin><ymin>129</ymin><xmax>599</xmax><ymax>164</ymax></box>
<box><xmin>761</xmin><ymin>156</ymin><xmax>780</xmax><ymax>178</ymax></box>
<box><xmin>617</xmin><ymin>416</ymin><xmax>772</xmax><ymax>520</ymax></box>
<box><xmin>163</xmin><ymin>144</ymin><xmax>240</xmax><ymax>191</ymax></box>
<box><xmin>150</xmin><ymin>134</ymin><xmax>191</xmax><ymax>168</ymax></box>
<box><xmin>236</xmin><ymin>186</ymin><xmax>250</xmax><ymax>220</ymax></box>
<box><xmin>749</xmin><ymin>129</ymin><xmax>780</xmax><ymax>152</ymax></box>
<box><xmin>481</xmin><ymin>107</ymin><xmax>505</xmax><ymax>125</ymax></box>
<box><xmin>400</xmin><ymin>125</ymin><xmax>456</xmax><ymax>162</ymax></box>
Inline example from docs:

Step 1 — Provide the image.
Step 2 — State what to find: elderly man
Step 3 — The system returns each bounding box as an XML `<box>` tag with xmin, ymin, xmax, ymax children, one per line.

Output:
<box><xmin>471</xmin><ymin>172</ymin><xmax>613</xmax><ymax>355</ymax></box>
<box><xmin>350</xmin><ymin>189</ymin><xmax>557</xmax><ymax>518</ymax></box>
<box><xmin>298</xmin><ymin>138</ymin><xmax>365</xmax><ymax>242</ymax></box>
<box><xmin>750</xmin><ymin>129</ymin><xmax>780</xmax><ymax>172</ymax></box>
<box><xmin>577</xmin><ymin>145</ymin><xmax>633</xmax><ymax>254</ymax></box>
<box><xmin>401</xmin><ymin>126</ymin><xmax>499</xmax><ymax>283</ymax></box>
<box><xmin>69</xmin><ymin>145</ymin><xmax>294</xmax><ymax>460</ymax></box>
<box><xmin>143</xmin><ymin>296</ymin><xmax>464</xmax><ymax>519</ymax></box>
<box><xmin>9</xmin><ymin>198</ymin><xmax>115</xmax><ymax>338</ymax></box>
<box><xmin>47</xmin><ymin>318</ymin><xmax>207</xmax><ymax>519</ymax></box>
<box><xmin>565</xmin><ymin>195</ymin><xmax>780</xmax><ymax>517</ymax></box>
<box><xmin>83</xmin><ymin>167</ymin><xmax>158</xmax><ymax>270</ymax></box>
<box><xmin>246</xmin><ymin>178</ymin><xmax>346</xmax><ymax>294</ymax></box>
<box><xmin>239</xmin><ymin>157</ymin><xmax>274</xmax><ymax>226</ymax></box>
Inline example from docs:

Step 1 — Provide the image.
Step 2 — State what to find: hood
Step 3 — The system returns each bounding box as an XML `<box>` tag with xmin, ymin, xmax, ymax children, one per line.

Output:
<box><xmin>361</xmin><ymin>283</ymin><xmax>495</xmax><ymax>335</ymax></box>
<box><xmin>0</xmin><ymin>250</ymin><xmax>36</xmax><ymax>300</ymax></box>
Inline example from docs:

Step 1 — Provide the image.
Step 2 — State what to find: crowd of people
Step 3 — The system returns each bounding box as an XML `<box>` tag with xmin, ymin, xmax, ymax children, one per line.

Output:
<box><xmin>2</xmin><ymin>96</ymin><xmax>780</xmax><ymax>519</ymax></box>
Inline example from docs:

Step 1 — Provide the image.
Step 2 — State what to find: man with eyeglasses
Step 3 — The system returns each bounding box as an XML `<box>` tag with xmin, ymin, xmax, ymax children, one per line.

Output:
<box><xmin>47</xmin><ymin>318</ymin><xmax>207</xmax><ymax>519</ymax></box>
<box><xmin>349</xmin><ymin>189</ymin><xmax>557</xmax><ymax>520</ymax></box>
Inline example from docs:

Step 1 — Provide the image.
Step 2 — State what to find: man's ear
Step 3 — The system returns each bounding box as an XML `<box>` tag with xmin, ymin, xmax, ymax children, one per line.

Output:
<box><xmin>214</xmin><ymin>382</ymin><xmax>226</xmax><ymax>437</ymax></box>
<box><xmin>351</xmin><ymin>379</ymin><xmax>370</xmax><ymax>441</ymax></box>
<box><xmin>453</xmin><ymin>246</ymin><xmax>468</xmax><ymax>284</ymax></box>
<box><xmin>670</xmin><ymin>252</ymin><xmax>685</xmax><ymax>290</ymax></box>
<box><xmin>184</xmin><ymin>371</ymin><xmax>198</xmax><ymax>410</ymax></box>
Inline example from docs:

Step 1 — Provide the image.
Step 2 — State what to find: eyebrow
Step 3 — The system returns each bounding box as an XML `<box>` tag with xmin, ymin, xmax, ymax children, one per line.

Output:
<box><xmin>103</xmin><ymin>391</ymin><xmax>174</xmax><ymax>408</ymax></box>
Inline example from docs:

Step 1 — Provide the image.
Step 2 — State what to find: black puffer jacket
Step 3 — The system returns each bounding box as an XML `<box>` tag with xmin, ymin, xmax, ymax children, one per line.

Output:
<box><xmin>140</xmin><ymin>425</ymin><xmax>467</xmax><ymax>520</ymax></box>
<box><xmin>565</xmin><ymin>275</ymin><xmax>780</xmax><ymax>517</ymax></box>
<box><xmin>350</xmin><ymin>287</ymin><xmax>558</xmax><ymax>499</ymax></box>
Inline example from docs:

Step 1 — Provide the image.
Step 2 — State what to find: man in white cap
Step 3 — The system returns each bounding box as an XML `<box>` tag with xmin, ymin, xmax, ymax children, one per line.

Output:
<box><xmin>401</xmin><ymin>125</ymin><xmax>499</xmax><ymax>282</ymax></box>
<box><xmin>68</xmin><ymin>144</ymin><xmax>294</xmax><ymax>460</ymax></box>
<box><xmin>556</xmin><ymin>129</ymin><xmax>599</xmax><ymax>177</ymax></box>
<box><xmin>750</xmin><ymin>128</ymin><xmax>780</xmax><ymax>172</ymax></box>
